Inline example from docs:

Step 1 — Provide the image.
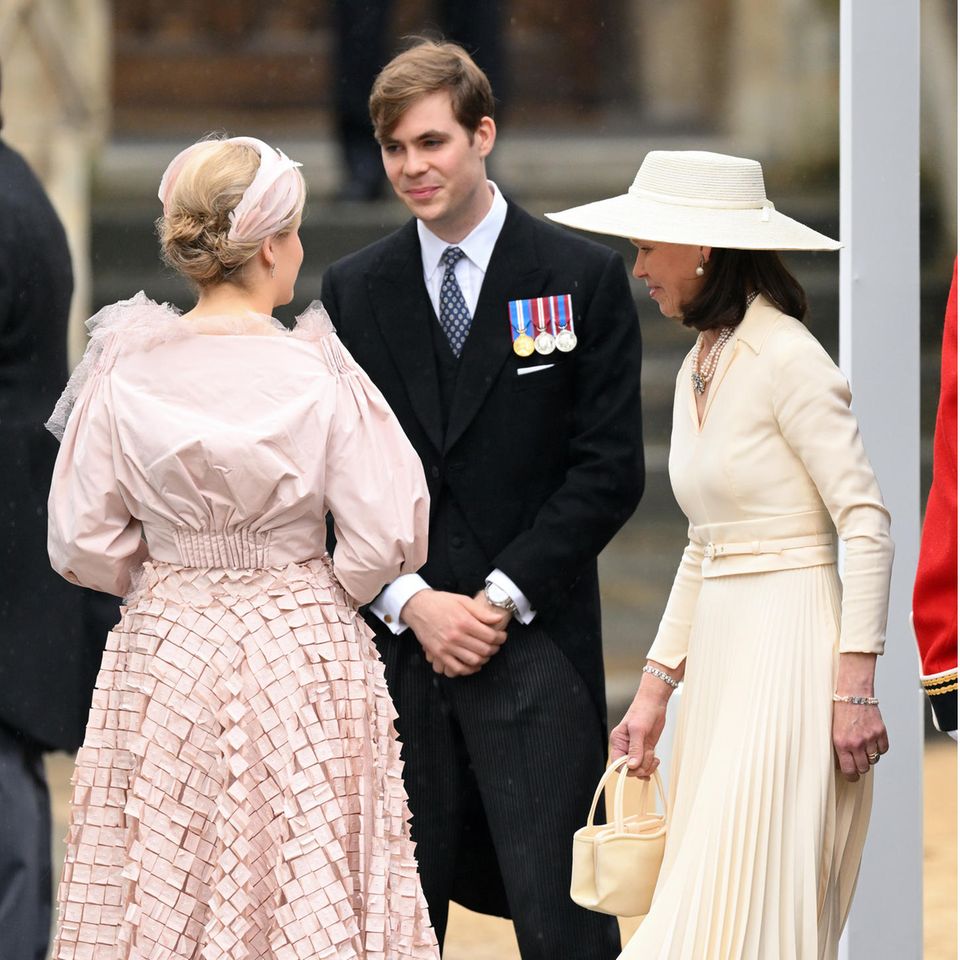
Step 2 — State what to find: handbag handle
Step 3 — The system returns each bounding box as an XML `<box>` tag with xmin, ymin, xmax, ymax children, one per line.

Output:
<box><xmin>584</xmin><ymin>756</ymin><xmax>668</xmax><ymax>831</ymax></box>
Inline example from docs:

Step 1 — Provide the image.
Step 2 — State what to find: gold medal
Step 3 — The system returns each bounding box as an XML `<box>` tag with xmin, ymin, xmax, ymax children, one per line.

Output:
<box><xmin>514</xmin><ymin>333</ymin><xmax>535</xmax><ymax>357</ymax></box>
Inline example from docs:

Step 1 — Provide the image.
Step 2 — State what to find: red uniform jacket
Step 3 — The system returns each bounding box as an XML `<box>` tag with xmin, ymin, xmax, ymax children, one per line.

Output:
<box><xmin>913</xmin><ymin>259</ymin><xmax>958</xmax><ymax>733</ymax></box>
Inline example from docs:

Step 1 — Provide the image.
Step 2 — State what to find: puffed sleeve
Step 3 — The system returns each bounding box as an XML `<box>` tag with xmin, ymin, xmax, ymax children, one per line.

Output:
<box><xmin>646</xmin><ymin>537</ymin><xmax>704</xmax><ymax>668</ymax></box>
<box><xmin>319</xmin><ymin>335</ymin><xmax>430</xmax><ymax>605</ymax></box>
<box><xmin>772</xmin><ymin>329</ymin><xmax>894</xmax><ymax>654</ymax></box>
<box><xmin>48</xmin><ymin>340</ymin><xmax>147</xmax><ymax>595</ymax></box>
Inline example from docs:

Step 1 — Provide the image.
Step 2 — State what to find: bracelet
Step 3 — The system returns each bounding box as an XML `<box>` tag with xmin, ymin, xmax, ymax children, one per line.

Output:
<box><xmin>643</xmin><ymin>665</ymin><xmax>680</xmax><ymax>689</ymax></box>
<box><xmin>833</xmin><ymin>694</ymin><xmax>879</xmax><ymax>706</ymax></box>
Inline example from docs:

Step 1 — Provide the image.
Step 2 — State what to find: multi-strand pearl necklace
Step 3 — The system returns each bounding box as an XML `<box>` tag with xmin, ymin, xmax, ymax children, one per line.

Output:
<box><xmin>690</xmin><ymin>291</ymin><xmax>759</xmax><ymax>395</ymax></box>
<box><xmin>691</xmin><ymin>326</ymin><xmax>734</xmax><ymax>395</ymax></box>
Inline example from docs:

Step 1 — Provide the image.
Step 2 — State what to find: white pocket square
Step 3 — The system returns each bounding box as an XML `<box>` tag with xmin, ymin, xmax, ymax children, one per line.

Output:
<box><xmin>516</xmin><ymin>364</ymin><xmax>555</xmax><ymax>376</ymax></box>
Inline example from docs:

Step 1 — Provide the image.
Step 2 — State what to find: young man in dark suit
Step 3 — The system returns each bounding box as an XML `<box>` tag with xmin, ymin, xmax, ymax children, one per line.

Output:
<box><xmin>321</xmin><ymin>40</ymin><xmax>643</xmax><ymax>959</ymax></box>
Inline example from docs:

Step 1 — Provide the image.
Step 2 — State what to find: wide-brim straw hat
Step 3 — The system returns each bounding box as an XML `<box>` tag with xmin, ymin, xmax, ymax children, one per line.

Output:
<box><xmin>546</xmin><ymin>150</ymin><xmax>841</xmax><ymax>251</ymax></box>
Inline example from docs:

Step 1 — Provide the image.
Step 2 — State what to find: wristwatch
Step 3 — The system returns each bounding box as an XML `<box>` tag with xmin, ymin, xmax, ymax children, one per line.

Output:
<box><xmin>484</xmin><ymin>581</ymin><xmax>519</xmax><ymax>615</ymax></box>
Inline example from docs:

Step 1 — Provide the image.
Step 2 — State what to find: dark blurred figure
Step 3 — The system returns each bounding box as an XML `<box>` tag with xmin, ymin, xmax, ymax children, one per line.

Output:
<box><xmin>334</xmin><ymin>1</ymin><xmax>505</xmax><ymax>200</ymax></box>
<box><xmin>0</xmin><ymin>97</ymin><xmax>119</xmax><ymax>958</ymax></box>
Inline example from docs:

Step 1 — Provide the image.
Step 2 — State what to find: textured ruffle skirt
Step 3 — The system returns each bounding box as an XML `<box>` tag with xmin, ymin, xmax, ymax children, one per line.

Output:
<box><xmin>51</xmin><ymin>559</ymin><xmax>438</xmax><ymax>960</ymax></box>
<box><xmin>620</xmin><ymin>565</ymin><xmax>872</xmax><ymax>960</ymax></box>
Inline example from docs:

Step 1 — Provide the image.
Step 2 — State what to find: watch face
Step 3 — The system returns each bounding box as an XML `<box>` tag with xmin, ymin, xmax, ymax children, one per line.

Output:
<box><xmin>484</xmin><ymin>583</ymin><xmax>515</xmax><ymax>611</ymax></box>
<box><xmin>485</xmin><ymin>583</ymin><xmax>509</xmax><ymax>604</ymax></box>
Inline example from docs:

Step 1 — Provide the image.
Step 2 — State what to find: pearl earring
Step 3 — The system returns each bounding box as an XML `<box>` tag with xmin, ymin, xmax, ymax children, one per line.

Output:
<box><xmin>695</xmin><ymin>252</ymin><xmax>706</xmax><ymax>277</ymax></box>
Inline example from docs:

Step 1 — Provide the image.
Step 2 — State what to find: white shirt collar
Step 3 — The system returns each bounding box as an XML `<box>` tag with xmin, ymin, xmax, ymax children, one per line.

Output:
<box><xmin>417</xmin><ymin>181</ymin><xmax>508</xmax><ymax>280</ymax></box>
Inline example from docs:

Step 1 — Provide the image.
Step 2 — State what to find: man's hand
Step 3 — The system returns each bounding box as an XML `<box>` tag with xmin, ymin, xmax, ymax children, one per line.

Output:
<box><xmin>401</xmin><ymin>590</ymin><xmax>508</xmax><ymax>677</ymax></box>
<box><xmin>473</xmin><ymin>589</ymin><xmax>512</xmax><ymax>632</ymax></box>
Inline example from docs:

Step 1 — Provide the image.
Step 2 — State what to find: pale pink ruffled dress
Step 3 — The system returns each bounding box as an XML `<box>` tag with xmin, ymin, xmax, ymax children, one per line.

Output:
<box><xmin>46</xmin><ymin>293</ymin><xmax>439</xmax><ymax>960</ymax></box>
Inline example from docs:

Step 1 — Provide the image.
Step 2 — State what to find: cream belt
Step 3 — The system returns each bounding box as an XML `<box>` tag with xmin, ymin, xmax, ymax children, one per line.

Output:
<box><xmin>702</xmin><ymin>532</ymin><xmax>836</xmax><ymax>560</ymax></box>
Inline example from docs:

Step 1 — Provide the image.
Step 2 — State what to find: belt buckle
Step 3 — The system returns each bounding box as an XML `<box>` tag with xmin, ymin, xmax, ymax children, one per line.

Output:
<box><xmin>704</xmin><ymin>542</ymin><xmax>718</xmax><ymax>559</ymax></box>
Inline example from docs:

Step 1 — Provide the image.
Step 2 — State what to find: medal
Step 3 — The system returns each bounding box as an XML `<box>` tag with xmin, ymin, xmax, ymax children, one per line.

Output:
<box><xmin>508</xmin><ymin>293</ymin><xmax>576</xmax><ymax>357</ymax></box>
<box><xmin>509</xmin><ymin>298</ymin><xmax>536</xmax><ymax>356</ymax></box>
<box><xmin>534</xmin><ymin>298</ymin><xmax>555</xmax><ymax>354</ymax></box>
<box><xmin>514</xmin><ymin>333</ymin><xmax>535</xmax><ymax>357</ymax></box>
<box><xmin>534</xmin><ymin>333</ymin><xmax>555</xmax><ymax>354</ymax></box>
<box><xmin>554</xmin><ymin>293</ymin><xmax>577</xmax><ymax>352</ymax></box>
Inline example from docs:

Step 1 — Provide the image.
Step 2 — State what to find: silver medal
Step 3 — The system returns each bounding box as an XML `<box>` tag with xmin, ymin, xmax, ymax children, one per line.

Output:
<box><xmin>555</xmin><ymin>328</ymin><xmax>577</xmax><ymax>352</ymax></box>
<box><xmin>534</xmin><ymin>332</ymin><xmax>556</xmax><ymax>355</ymax></box>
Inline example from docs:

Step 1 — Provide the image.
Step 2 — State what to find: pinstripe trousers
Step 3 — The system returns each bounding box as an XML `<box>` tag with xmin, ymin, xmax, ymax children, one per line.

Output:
<box><xmin>376</xmin><ymin>625</ymin><xmax>621</xmax><ymax>960</ymax></box>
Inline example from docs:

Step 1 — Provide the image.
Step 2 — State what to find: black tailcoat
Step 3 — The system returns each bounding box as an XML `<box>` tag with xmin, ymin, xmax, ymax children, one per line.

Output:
<box><xmin>321</xmin><ymin>201</ymin><xmax>643</xmax><ymax>930</ymax></box>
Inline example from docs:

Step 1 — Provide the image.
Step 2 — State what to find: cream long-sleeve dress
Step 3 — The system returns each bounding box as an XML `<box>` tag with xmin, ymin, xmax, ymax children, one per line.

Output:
<box><xmin>46</xmin><ymin>293</ymin><xmax>439</xmax><ymax>960</ymax></box>
<box><xmin>619</xmin><ymin>296</ymin><xmax>893</xmax><ymax>960</ymax></box>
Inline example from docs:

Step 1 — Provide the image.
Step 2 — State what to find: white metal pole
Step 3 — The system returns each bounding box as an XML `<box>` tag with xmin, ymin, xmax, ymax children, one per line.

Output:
<box><xmin>839</xmin><ymin>1</ymin><xmax>923</xmax><ymax>957</ymax></box>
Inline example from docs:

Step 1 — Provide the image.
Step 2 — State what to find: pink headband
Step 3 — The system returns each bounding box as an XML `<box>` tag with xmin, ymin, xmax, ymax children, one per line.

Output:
<box><xmin>157</xmin><ymin>136</ymin><xmax>304</xmax><ymax>243</ymax></box>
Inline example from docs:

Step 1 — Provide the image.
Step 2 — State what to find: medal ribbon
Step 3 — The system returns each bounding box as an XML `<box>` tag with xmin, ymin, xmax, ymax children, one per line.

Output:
<box><xmin>508</xmin><ymin>298</ymin><xmax>534</xmax><ymax>343</ymax></box>
<box><xmin>556</xmin><ymin>294</ymin><xmax>575</xmax><ymax>334</ymax></box>
<box><xmin>508</xmin><ymin>295</ymin><xmax>576</xmax><ymax>346</ymax></box>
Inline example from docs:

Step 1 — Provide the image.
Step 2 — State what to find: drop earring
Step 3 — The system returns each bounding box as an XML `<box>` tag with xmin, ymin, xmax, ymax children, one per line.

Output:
<box><xmin>270</xmin><ymin>264</ymin><xmax>277</xmax><ymax>279</ymax></box>
<box><xmin>695</xmin><ymin>252</ymin><xmax>706</xmax><ymax>277</ymax></box>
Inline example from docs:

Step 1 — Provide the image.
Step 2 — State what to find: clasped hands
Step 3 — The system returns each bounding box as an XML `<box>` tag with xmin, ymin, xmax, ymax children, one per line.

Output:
<box><xmin>401</xmin><ymin>588</ymin><xmax>511</xmax><ymax>677</ymax></box>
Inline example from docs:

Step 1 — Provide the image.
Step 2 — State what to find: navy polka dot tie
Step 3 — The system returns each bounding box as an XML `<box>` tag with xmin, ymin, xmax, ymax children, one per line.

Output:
<box><xmin>438</xmin><ymin>246</ymin><xmax>472</xmax><ymax>357</ymax></box>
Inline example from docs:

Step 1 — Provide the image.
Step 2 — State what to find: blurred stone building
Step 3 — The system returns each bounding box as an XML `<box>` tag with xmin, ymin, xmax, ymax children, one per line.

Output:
<box><xmin>107</xmin><ymin>0</ymin><xmax>844</xmax><ymax>165</ymax></box>
<box><xmin>1</xmin><ymin>0</ymin><xmax>954</xmax><ymax>511</ymax></box>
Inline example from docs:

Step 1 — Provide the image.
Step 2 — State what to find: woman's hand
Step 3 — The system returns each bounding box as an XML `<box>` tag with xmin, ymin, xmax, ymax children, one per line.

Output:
<box><xmin>833</xmin><ymin>703</ymin><xmax>889</xmax><ymax>781</ymax></box>
<box><xmin>833</xmin><ymin>652</ymin><xmax>889</xmax><ymax>782</ymax></box>
<box><xmin>609</xmin><ymin>661</ymin><xmax>681</xmax><ymax>778</ymax></box>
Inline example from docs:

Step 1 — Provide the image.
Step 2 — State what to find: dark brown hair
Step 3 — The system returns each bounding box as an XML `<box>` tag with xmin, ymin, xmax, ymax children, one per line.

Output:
<box><xmin>682</xmin><ymin>249</ymin><xmax>808</xmax><ymax>331</ymax></box>
<box><xmin>369</xmin><ymin>39</ymin><xmax>495</xmax><ymax>142</ymax></box>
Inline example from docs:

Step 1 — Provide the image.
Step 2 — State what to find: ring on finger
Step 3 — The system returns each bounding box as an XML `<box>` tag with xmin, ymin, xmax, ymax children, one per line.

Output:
<box><xmin>867</xmin><ymin>751</ymin><xmax>881</xmax><ymax>764</ymax></box>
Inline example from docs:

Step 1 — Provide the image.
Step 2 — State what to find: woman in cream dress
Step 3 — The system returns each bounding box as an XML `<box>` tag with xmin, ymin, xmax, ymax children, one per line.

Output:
<box><xmin>46</xmin><ymin>137</ymin><xmax>441</xmax><ymax>959</ymax></box>
<box><xmin>548</xmin><ymin>152</ymin><xmax>892</xmax><ymax>959</ymax></box>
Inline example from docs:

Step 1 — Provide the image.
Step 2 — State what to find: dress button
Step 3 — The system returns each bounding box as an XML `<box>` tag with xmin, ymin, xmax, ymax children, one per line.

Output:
<box><xmin>451</xmin><ymin>535</ymin><xmax>464</xmax><ymax>548</ymax></box>
<box><xmin>431</xmin><ymin>466</ymin><xmax>440</xmax><ymax>479</ymax></box>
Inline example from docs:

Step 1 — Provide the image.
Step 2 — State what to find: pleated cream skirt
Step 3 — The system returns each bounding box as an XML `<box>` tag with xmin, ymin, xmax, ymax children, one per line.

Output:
<box><xmin>620</xmin><ymin>564</ymin><xmax>872</xmax><ymax>960</ymax></box>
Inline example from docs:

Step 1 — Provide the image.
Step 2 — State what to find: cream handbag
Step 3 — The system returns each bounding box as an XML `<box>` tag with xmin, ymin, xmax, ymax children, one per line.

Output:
<box><xmin>570</xmin><ymin>756</ymin><xmax>668</xmax><ymax>917</ymax></box>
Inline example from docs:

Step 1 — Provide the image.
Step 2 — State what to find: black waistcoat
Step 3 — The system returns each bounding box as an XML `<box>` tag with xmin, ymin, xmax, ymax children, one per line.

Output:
<box><xmin>429</xmin><ymin>310</ymin><xmax>459</xmax><ymax>432</ymax></box>
<box><xmin>422</xmin><ymin>312</ymin><xmax>491</xmax><ymax>594</ymax></box>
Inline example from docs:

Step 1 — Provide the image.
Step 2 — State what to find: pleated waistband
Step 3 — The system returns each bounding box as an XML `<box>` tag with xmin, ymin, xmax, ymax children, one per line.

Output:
<box><xmin>141</xmin><ymin>522</ymin><xmax>320</xmax><ymax>570</ymax></box>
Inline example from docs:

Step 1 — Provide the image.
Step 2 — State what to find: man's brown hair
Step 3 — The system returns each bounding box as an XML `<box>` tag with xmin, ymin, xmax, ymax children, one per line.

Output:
<box><xmin>369</xmin><ymin>39</ymin><xmax>495</xmax><ymax>142</ymax></box>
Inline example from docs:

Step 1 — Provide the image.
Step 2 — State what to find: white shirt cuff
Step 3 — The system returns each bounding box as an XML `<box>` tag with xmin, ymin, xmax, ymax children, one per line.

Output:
<box><xmin>486</xmin><ymin>568</ymin><xmax>536</xmax><ymax>624</ymax></box>
<box><xmin>369</xmin><ymin>573</ymin><xmax>430</xmax><ymax>635</ymax></box>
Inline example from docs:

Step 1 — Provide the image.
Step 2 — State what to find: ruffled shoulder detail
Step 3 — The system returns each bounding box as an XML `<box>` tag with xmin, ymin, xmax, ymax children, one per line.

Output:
<box><xmin>45</xmin><ymin>292</ymin><xmax>181</xmax><ymax>441</ymax></box>
<box><xmin>291</xmin><ymin>300</ymin><xmax>336</xmax><ymax>341</ymax></box>
<box><xmin>292</xmin><ymin>300</ymin><xmax>360</xmax><ymax>379</ymax></box>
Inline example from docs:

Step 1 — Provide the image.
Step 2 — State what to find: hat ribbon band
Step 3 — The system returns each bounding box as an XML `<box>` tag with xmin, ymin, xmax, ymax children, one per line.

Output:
<box><xmin>628</xmin><ymin>187</ymin><xmax>776</xmax><ymax>221</ymax></box>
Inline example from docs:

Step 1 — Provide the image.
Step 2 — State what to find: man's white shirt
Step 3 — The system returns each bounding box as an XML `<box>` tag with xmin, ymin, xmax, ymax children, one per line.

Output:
<box><xmin>368</xmin><ymin>182</ymin><xmax>537</xmax><ymax>635</ymax></box>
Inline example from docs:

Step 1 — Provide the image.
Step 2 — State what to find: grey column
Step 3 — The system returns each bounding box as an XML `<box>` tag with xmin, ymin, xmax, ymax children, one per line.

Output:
<box><xmin>839</xmin><ymin>1</ymin><xmax>923</xmax><ymax>957</ymax></box>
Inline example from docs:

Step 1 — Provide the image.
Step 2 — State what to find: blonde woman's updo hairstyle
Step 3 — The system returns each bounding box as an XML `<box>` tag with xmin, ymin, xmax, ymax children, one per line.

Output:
<box><xmin>157</xmin><ymin>138</ymin><xmax>305</xmax><ymax>287</ymax></box>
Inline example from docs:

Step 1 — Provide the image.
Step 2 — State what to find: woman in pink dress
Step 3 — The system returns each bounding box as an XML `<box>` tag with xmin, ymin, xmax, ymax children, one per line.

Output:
<box><xmin>46</xmin><ymin>136</ymin><xmax>440</xmax><ymax>960</ymax></box>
